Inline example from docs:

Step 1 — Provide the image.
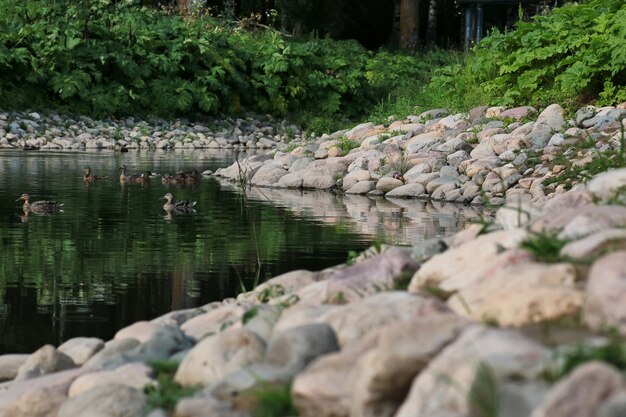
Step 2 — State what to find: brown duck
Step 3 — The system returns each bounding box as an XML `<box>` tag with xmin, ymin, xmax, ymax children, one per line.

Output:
<box><xmin>83</xmin><ymin>167</ymin><xmax>108</xmax><ymax>182</ymax></box>
<box><xmin>16</xmin><ymin>193</ymin><xmax>64</xmax><ymax>213</ymax></box>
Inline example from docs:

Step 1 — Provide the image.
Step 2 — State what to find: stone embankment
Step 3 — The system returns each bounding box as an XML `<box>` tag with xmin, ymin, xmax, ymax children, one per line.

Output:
<box><xmin>215</xmin><ymin>103</ymin><xmax>626</xmax><ymax>205</ymax></box>
<box><xmin>1</xmin><ymin>105</ymin><xmax>626</xmax><ymax>417</ymax></box>
<box><xmin>0</xmin><ymin>111</ymin><xmax>300</xmax><ymax>151</ymax></box>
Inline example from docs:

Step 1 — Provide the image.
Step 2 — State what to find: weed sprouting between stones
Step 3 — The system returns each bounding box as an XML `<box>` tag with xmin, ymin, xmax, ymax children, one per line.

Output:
<box><xmin>519</xmin><ymin>230</ymin><xmax>570</xmax><ymax>263</ymax></box>
<box><xmin>336</xmin><ymin>135</ymin><xmax>360</xmax><ymax>154</ymax></box>
<box><xmin>543</xmin><ymin>332</ymin><xmax>626</xmax><ymax>382</ymax></box>
<box><xmin>145</xmin><ymin>360</ymin><xmax>200</xmax><ymax>412</ymax></box>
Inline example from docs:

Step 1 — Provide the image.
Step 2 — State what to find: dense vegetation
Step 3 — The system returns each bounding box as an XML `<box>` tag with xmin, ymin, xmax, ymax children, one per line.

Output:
<box><xmin>0</xmin><ymin>0</ymin><xmax>453</xmax><ymax>132</ymax></box>
<box><xmin>1</xmin><ymin>0</ymin><xmax>625</xmax><ymax>131</ymax></box>
<box><xmin>422</xmin><ymin>0</ymin><xmax>626</xmax><ymax>112</ymax></box>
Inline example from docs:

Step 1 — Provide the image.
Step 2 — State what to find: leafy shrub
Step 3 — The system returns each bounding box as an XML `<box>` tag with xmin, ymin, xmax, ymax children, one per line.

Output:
<box><xmin>336</xmin><ymin>135</ymin><xmax>359</xmax><ymax>153</ymax></box>
<box><xmin>425</xmin><ymin>0</ymin><xmax>626</xmax><ymax>110</ymax></box>
<box><xmin>0</xmin><ymin>1</ymin><xmax>452</xmax><ymax>131</ymax></box>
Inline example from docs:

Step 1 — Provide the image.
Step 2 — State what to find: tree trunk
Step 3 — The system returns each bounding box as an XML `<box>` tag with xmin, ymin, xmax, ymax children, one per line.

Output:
<box><xmin>425</xmin><ymin>0</ymin><xmax>437</xmax><ymax>48</ymax></box>
<box><xmin>399</xmin><ymin>0</ymin><xmax>419</xmax><ymax>48</ymax></box>
<box><xmin>178</xmin><ymin>0</ymin><xmax>190</xmax><ymax>14</ymax></box>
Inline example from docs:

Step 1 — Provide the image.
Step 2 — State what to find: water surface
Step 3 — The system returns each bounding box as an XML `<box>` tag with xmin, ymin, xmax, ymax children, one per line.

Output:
<box><xmin>0</xmin><ymin>150</ymin><xmax>484</xmax><ymax>353</ymax></box>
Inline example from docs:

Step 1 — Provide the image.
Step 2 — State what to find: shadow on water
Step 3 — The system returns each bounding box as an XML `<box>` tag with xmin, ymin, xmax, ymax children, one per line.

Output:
<box><xmin>0</xmin><ymin>149</ymin><xmax>487</xmax><ymax>353</ymax></box>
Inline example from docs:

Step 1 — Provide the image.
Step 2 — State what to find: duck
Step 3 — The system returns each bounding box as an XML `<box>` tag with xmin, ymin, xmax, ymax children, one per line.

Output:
<box><xmin>185</xmin><ymin>170</ymin><xmax>201</xmax><ymax>183</ymax></box>
<box><xmin>16</xmin><ymin>193</ymin><xmax>64</xmax><ymax>213</ymax></box>
<box><xmin>162</xmin><ymin>193</ymin><xmax>196</xmax><ymax>212</ymax></box>
<box><xmin>162</xmin><ymin>173</ymin><xmax>186</xmax><ymax>185</ymax></box>
<box><xmin>120</xmin><ymin>165</ymin><xmax>139</xmax><ymax>182</ymax></box>
<box><xmin>83</xmin><ymin>167</ymin><xmax>108</xmax><ymax>182</ymax></box>
<box><xmin>125</xmin><ymin>171</ymin><xmax>152</xmax><ymax>185</ymax></box>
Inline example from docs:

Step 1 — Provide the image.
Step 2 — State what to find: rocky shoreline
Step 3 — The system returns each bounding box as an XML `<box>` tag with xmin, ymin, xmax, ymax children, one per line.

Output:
<box><xmin>214</xmin><ymin>103</ymin><xmax>626</xmax><ymax>206</ymax></box>
<box><xmin>1</xmin><ymin>104</ymin><xmax>626</xmax><ymax>417</ymax></box>
<box><xmin>0</xmin><ymin>111</ymin><xmax>301</xmax><ymax>151</ymax></box>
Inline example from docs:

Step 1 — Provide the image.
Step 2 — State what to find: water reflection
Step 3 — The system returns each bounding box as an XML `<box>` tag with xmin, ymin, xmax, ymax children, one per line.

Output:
<box><xmin>220</xmin><ymin>183</ymin><xmax>489</xmax><ymax>247</ymax></box>
<box><xmin>0</xmin><ymin>149</ymin><xmax>486</xmax><ymax>353</ymax></box>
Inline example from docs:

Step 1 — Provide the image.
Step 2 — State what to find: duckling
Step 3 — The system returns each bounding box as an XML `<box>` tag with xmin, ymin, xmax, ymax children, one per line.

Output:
<box><xmin>162</xmin><ymin>193</ymin><xmax>196</xmax><ymax>212</ymax></box>
<box><xmin>162</xmin><ymin>173</ymin><xmax>186</xmax><ymax>185</ymax></box>
<box><xmin>119</xmin><ymin>164</ymin><xmax>130</xmax><ymax>182</ymax></box>
<box><xmin>136</xmin><ymin>171</ymin><xmax>151</xmax><ymax>185</ymax></box>
<box><xmin>16</xmin><ymin>193</ymin><xmax>64</xmax><ymax>213</ymax></box>
<box><xmin>185</xmin><ymin>169</ymin><xmax>201</xmax><ymax>183</ymax></box>
<box><xmin>120</xmin><ymin>165</ymin><xmax>143</xmax><ymax>183</ymax></box>
<box><xmin>83</xmin><ymin>167</ymin><xmax>108</xmax><ymax>182</ymax></box>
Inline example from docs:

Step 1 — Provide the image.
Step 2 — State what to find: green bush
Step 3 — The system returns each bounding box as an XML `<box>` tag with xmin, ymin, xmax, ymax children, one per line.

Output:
<box><xmin>425</xmin><ymin>0</ymin><xmax>626</xmax><ymax>111</ymax></box>
<box><xmin>0</xmin><ymin>1</ymin><xmax>453</xmax><ymax>131</ymax></box>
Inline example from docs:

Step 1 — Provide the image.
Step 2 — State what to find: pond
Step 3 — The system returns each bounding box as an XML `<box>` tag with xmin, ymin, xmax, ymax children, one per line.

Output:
<box><xmin>0</xmin><ymin>150</ymin><xmax>486</xmax><ymax>353</ymax></box>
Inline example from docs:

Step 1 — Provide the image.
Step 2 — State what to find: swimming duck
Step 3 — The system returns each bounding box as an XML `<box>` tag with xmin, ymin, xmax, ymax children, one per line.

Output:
<box><xmin>83</xmin><ymin>167</ymin><xmax>108</xmax><ymax>182</ymax></box>
<box><xmin>120</xmin><ymin>165</ymin><xmax>139</xmax><ymax>182</ymax></box>
<box><xmin>162</xmin><ymin>173</ymin><xmax>186</xmax><ymax>185</ymax></box>
<box><xmin>135</xmin><ymin>171</ymin><xmax>151</xmax><ymax>185</ymax></box>
<box><xmin>185</xmin><ymin>170</ymin><xmax>201</xmax><ymax>183</ymax></box>
<box><xmin>162</xmin><ymin>193</ymin><xmax>196</xmax><ymax>211</ymax></box>
<box><xmin>16</xmin><ymin>193</ymin><xmax>64</xmax><ymax>213</ymax></box>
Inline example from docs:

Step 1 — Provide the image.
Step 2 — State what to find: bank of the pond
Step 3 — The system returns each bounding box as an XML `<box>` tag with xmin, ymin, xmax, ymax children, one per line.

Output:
<box><xmin>0</xmin><ymin>111</ymin><xmax>302</xmax><ymax>151</ymax></box>
<box><xmin>1</xmin><ymin>104</ymin><xmax>626</xmax><ymax>416</ymax></box>
<box><xmin>214</xmin><ymin>103</ymin><xmax>626</xmax><ymax>207</ymax></box>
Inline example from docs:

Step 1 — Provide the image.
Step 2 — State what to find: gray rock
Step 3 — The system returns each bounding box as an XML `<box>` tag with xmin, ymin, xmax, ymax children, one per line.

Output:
<box><xmin>0</xmin><ymin>354</ymin><xmax>29</xmax><ymax>381</ymax></box>
<box><xmin>3</xmin><ymin>386</ymin><xmax>67</xmax><ymax>417</ymax></box>
<box><xmin>242</xmin><ymin>304</ymin><xmax>283</xmax><ymax>343</ymax></box>
<box><xmin>469</xmin><ymin>106</ymin><xmax>489</xmax><ymax>122</ymax></box>
<box><xmin>350</xmin><ymin>314</ymin><xmax>468</xmax><ymax>417</ymax></box>
<box><xmin>385</xmin><ymin>183</ymin><xmax>426</xmax><ymax>198</ymax></box>
<box><xmin>587</xmin><ymin>168</ymin><xmax>626</xmax><ymax>201</ymax></box>
<box><xmin>376</xmin><ymin>177</ymin><xmax>404</xmax><ymax>193</ymax></box>
<box><xmin>575</xmin><ymin>105</ymin><xmax>596</xmax><ymax>126</ymax></box>
<box><xmin>599</xmin><ymin>391</ymin><xmax>626</xmax><ymax>417</ymax></box>
<box><xmin>15</xmin><ymin>345</ymin><xmax>75</xmax><ymax>381</ymax></box>
<box><xmin>57</xmin><ymin>383</ymin><xmax>147</xmax><ymax>417</ymax></box>
<box><xmin>425</xmin><ymin>176</ymin><xmax>458</xmax><ymax>195</ymax></box>
<box><xmin>447</xmin><ymin>150</ymin><xmax>471</xmax><ymax>167</ymax></box>
<box><xmin>58</xmin><ymin>337</ymin><xmax>104</xmax><ymax>366</ymax></box>
<box><xmin>175</xmin><ymin>328</ymin><xmax>265</xmax><ymax>387</ymax></box>
<box><xmin>439</xmin><ymin>165</ymin><xmax>459</xmax><ymax>179</ymax></box>
<box><xmin>266</xmin><ymin>324</ymin><xmax>339</xmax><ymax>375</ymax></box>
<box><xmin>419</xmin><ymin>108</ymin><xmax>449</xmax><ymax>121</ymax></box>
<box><xmin>346</xmin><ymin>181</ymin><xmax>372</xmax><ymax>194</ymax></box>
<box><xmin>175</xmin><ymin>393</ymin><xmax>251</xmax><ymax>417</ymax></box>
<box><xmin>83</xmin><ymin>338</ymin><xmax>141</xmax><ymax>369</ymax></box>
<box><xmin>68</xmin><ymin>363</ymin><xmax>155</xmax><ymax>398</ymax></box>
<box><xmin>396</xmin><ymin>326</ymin><xmax>549</xmax><ymax>417</ymax></box>
<box><xmin>583</xmin><ymin>251</ymin><xmax>626</xmax><ymax>335</ymax></box>
<box><xmin>530</xmin><ymin>361</ymin><xmax>624</xmax><ymax>417</ymax></box>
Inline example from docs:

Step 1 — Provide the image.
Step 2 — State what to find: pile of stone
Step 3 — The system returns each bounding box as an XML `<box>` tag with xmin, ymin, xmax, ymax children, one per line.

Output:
<box><xmin>0</xmin><ymin>167</ymin><xmax>625</xmax><ymax>416</ymax></box>
<box><xmin>215</xmin><ymin>103</ymin><xmax>626</xmax><ymax>205</ymax></box>
<box><xmin>0</xmin><ymin>111</ymin><xmax>301</xmax><ymax>151</ymax></box>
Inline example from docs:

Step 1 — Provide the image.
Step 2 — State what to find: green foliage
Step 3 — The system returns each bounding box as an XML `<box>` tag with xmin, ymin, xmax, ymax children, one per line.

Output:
<box><xmin>336</xmin><ymin>135</ymin><xmax>359</xmax><ymax>153</ymax></box>
<box><xmin>519</xmin><ymin>230</ymin><xmax>569</xmax><ymax>263</ymax></box>
<box><xmin>242</xmin><ymin>305</ymin><xmax>260</xmax><ymax>324</ymax></box>
<box><xmin>145</xmin><ymin>360</ymin><xmax>200</xmax><ymax>412</ymax></box>
<box><xmin>423</xmin><ymin>0</ymin><xmax>626</xmax><ymax>110</ymax></box>
<box><xmin>257</xmin><ymin>284</ymin><xmax>286</xmax><ymax>303</ymax></box>
<box><xmin>545</xmin><ymin>336</ymin><xmax>626</xmax><ymax>382</ymax></box>
<box><xmin>380</xmin><ymin>153</ymin><xmax>411</xmax><ymax>176</ymax></box>
<box><xmin>251</xmin><ymin>382</ymin><xmax>298</xmax><ymax>417</ymax></box>
<box><xmin>0</xmin><ymin>1</ymin><xmax>447</xmax><ymax>131</ymax></box>
<box><xmin>393</xmin><ymin>272</ymin><xmax>413</xmax><ymax>291</ymax></box>
<box><xmin>468</xmin><ymin>362</ymin><xmax>499</xmax><ymax>417</ymax></box>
